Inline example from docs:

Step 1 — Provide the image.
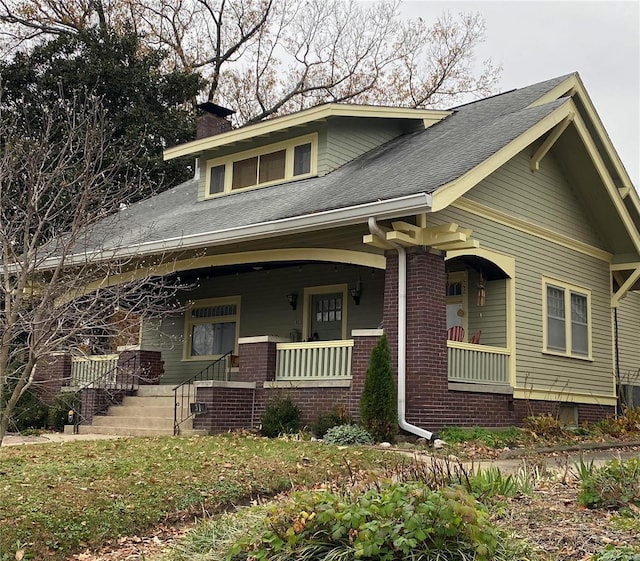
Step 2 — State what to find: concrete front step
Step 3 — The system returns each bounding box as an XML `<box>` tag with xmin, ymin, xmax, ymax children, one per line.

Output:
<box><xmin>120</xmin><ymin>396</ymin><xmax>175</xmax><ymax>408</ymax></box>
<box><xmin>77</xmin><ymin>425</ymin><xmax>175</xmax><ymax>437</ymax></box>
<box><xmin>135</xmin><ymin>385</ymin><xmax>176</xmax><ymax>397</ymax></box>
<box><xmin>108</xmin><ymin>404</ymin><xmax>174</xmax><ymax>417</ymax></box>
<box><xmin>79</xmin><ymin>385</ymin><xmax>191</xmax><ymax>436</ymax></box>
<box><xmin>91</xmin><ymin>415</ymin><xmax>174</xmax><ymax>430</ymax></box>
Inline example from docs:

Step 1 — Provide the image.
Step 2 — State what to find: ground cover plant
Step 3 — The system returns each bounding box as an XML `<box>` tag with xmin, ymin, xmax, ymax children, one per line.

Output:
<box><xmin>0</xmin><ymin>434</ymin><xmax>393</xmax><ymax>560</ymax></box>
<box><xmin>227</xmin><ymin>481</ymin><xmax>501</xmax><ymax>561</ymax></box>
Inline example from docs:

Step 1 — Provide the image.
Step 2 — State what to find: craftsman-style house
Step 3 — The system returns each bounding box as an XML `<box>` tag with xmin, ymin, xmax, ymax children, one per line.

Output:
<box><xmin>43</xmin><ymin>73</ymin><xmax>640</xmax><ymax>437</ymax></box>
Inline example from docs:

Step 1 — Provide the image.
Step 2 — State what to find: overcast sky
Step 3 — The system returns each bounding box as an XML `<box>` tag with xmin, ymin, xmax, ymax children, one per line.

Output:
<box><xmin>397</xmin><ymin>0</ymin><xmax>640</xmax><ymax>189</ymax></box>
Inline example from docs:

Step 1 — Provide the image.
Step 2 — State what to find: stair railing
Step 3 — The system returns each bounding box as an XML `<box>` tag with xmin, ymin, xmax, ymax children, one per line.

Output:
<box><xmin>173</xmin><ymin>350</ymin><xmax>233</xmax><ymax>435</ymax></box>
<box><xmin>70</xmin><ymin>354</ymin><xmax>143</xmax><ymax>432</ymax></box>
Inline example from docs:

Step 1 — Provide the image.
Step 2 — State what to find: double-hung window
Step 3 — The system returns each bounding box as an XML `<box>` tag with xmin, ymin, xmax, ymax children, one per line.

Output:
<box><xmin>543</xmin><ymin>279</ymin><xmax>591</xmax><ymax>359</ymax></box>
<box><xmin>184</xmin><ymin>297</ymin><xmax>240</xmax><ymax>359</ymax></box>
<box><xmin>205</xmin><ymin>133</ymin><xmax>316</xmax><ymax>197</ymax></box>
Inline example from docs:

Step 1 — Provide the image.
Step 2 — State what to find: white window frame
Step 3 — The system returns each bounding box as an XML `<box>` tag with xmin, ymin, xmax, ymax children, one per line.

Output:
<box><xmin>183</xmin><ymin>296</ymin><xmax>241</xmax><ymax>360</ymax></box>
<box><xmin>542</xmin><ymin>277</ymin><xmax>592</xmax><ymax>360</ymax></box>
<box><xmin>204</xmin><ymin>133</ymin><xmax>318</xmax><ymax>198</ymax></box>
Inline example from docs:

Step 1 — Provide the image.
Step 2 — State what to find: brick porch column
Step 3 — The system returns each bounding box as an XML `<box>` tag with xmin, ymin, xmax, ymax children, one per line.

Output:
<box><xmin>383</xmin><ymin>250</ymin><xmax>448</xmax><ymax>429</ymax></box>
<box><xmin>33</xmin><ymin>352</ymin><xmax>72</xmax><ymax>405</ymax></box>
<box><xmin>116</xmin><ymin>346</ymin><xmax>163</xmax><ymax>385</ymax></box>
<box><xmin>237</xmin><ymin>336</ymin><xmax>289</xmax><ymax>384</ymax></box>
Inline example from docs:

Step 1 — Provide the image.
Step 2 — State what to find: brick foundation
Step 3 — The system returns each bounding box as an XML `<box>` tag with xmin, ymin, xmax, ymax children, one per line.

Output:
<box><xmin>193</xmin><ymin>386</ymin><xmax>256</xmax><ymax>432</ymax></box>
<box><xmin>190</xmin><ymin>333</ymin><xmax>383</xmax><ymax>433</ymax></box>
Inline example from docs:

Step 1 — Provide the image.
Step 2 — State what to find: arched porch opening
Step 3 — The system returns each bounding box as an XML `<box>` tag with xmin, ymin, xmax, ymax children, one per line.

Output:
<box><xmin>445</xmin><ymin>249</ymin><xmax>515</xmax><ymax>388</ymax></box>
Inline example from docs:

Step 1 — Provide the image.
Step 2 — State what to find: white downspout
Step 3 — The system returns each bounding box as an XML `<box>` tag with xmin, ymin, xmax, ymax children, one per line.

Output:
<box><xmin>368</xmin><ymin>217</ymin><xmax>435</xmax><ymax>442</ymax></box>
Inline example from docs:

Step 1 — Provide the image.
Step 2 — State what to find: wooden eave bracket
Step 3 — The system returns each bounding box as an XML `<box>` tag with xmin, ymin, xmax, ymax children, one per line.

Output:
<box><xmin>363</xmin><ymin>221</ymin><xmax>479</xmax><ymax>251</ymax></box>
<box><xmin>618</xmin><ymin>185</ymin><xmax>632</xmax><ymax>199</ymax></box>
<box><xmin>530</xmin><ymin>112</ymin><xmax>575</xmax><ymax>172</ymax></box>
<box><xmin>611</xmin><ymin>264</ymin><xmax>640</xmax><ymax>307</ymax></box>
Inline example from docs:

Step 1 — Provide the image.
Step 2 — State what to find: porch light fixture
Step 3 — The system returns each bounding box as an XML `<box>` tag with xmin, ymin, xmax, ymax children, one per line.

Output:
<box><xmin>350</xmin><ymin>280</ymin><xmax>362</xmax><ymax>306</ymax></box>
<box><xmin>287</xmin><ymin>292</ymin><xmax>298</xmax><ymax>311</ymax></box>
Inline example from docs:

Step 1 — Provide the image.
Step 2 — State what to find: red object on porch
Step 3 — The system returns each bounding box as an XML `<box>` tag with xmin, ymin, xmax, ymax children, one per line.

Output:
<box><xmin>447</xmin><ymin>326</ymin><xmax>464</xmax><ymax>341</ymax></box>
<box><xmin>469</xmin><ymin>330</ymin><xmax>482</xmax><ymax>344</ymax></box>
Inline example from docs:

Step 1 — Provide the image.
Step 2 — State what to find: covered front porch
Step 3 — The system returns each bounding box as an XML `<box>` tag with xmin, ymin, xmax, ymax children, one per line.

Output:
<box><xmin>50</xmin><ymin>246</ymin><xmax>517</xmax><ymax>434</ymax></box>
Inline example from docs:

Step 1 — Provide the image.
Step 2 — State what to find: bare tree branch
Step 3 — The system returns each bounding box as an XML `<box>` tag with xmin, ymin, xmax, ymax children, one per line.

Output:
<box><xmin>0</xmin><ymin>0</ymin><xmax>500</xmax><ymax>125</ymax></box>
<box><xmin>0</xmin><ymin>92</ymin><xmax>182</xmax><ymax>442</ymax></box>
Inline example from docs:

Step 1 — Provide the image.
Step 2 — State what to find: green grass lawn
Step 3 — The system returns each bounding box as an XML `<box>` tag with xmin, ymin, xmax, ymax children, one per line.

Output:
<box><xmin>0</xmin><ymin>434</ymin><xmax>394</xmax><ymax>560</ymax></box>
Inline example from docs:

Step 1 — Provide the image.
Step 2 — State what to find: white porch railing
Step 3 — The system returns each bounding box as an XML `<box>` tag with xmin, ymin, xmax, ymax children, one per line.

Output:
<box><xmin>447</xmin><ymin>342</ymin><xmax>510</xmax><ymax>385</ymax></box>
<box><xmin>71</xmin><ymin>354</ymin><xmax>119</xmax><ymax>386</ymax></box>
<box><xmin>276</xmin><ymin>340</ymin><xmax>354</xmax><ymax>380</ymax></box>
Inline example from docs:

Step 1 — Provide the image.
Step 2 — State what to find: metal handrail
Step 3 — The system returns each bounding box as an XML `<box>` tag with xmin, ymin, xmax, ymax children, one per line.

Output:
<box><xmin>71</xmin><ymin>354</ymin><xmax>142</xmax><ymax>432</ymax></box>
<box><xmin>173</xmin><ymin>351</ymin><xmax>233</xmax><ymax>435</ymax></box>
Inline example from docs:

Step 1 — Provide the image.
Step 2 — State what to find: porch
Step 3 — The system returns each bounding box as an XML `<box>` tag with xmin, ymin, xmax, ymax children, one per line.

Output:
<box><xmin>49</xmin><ymin>251</ymin><xmax>514</xmax><ymax>435</ymax></box>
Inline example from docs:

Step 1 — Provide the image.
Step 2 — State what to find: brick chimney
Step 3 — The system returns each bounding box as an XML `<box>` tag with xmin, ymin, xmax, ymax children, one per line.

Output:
<box><xmin>196</xmin><ymin>102</ymin><xmax>235</xmax><ymax>139</ymax></box>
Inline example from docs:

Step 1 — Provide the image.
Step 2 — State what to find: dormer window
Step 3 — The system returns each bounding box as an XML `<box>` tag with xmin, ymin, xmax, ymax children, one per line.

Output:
<box><xmin>205</xmin><ymin>133</ymin><xmax>317</xmax><ymax>197</ymax></box>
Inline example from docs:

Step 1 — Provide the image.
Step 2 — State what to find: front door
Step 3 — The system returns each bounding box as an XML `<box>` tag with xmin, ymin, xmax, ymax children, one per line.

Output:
<box><xmin>310</xmin><ymin>292</ymin><xmax>343</xmax><ymax>341</ymax></box>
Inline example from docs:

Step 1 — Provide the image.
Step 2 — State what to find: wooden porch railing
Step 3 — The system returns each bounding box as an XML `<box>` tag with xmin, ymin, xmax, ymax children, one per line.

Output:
<box><xmin>276</xmin><ymin>340</ymin><xmax>354</xmax><ymax>380</ymax></box>
<box><xmin>447</xmin><ymin>342</ymin><xmax>510</xmax><ymax>385</ymax></box>
<box><xmin>70</xmin><ymin>354</ymin><xmax>119</xmax><ymax>386</ymax></box>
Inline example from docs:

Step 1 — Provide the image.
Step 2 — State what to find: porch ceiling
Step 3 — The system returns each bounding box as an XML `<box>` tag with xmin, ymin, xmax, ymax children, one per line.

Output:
<box><xmin>448</xmin><ymin>255</ymin><xmax>508</xmax><ymax>280</ymax></box>
<box><xmin>172</xmin><ymin>260</ymin><xmax>316</xmax><ymax>280</ymax></box>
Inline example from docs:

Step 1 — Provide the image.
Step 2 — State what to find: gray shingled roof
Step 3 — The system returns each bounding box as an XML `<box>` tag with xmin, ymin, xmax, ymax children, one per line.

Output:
<box><xmin>86</xmin><ymin>74</ymin><xmax>574</xmax><ymax>253</ymax></box>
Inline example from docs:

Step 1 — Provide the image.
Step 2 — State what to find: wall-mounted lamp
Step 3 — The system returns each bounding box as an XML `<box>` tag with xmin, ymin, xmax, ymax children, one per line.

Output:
<box><xmin>286</xmin><ymin>292</ymin><xmax>298</xmax><ymax>311</ymax></box>
<box><xmin>349</xmin><ymin>281</ymin><xmax>362</xmax><ymax>306</ymax></box>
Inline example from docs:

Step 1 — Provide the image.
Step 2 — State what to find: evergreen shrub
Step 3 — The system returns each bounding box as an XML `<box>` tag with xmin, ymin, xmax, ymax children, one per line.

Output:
<box><xmin>359</xmin><ymin>333</ymin><xmax>397</xmax><ymax>442</ymax></box>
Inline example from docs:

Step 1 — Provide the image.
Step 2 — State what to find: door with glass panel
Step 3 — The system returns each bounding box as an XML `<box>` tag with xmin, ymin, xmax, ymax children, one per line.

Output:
<box><xmin>310</xmin><ymin>293</ymin><xmax>343</xmax><ymax>341</ymax></box>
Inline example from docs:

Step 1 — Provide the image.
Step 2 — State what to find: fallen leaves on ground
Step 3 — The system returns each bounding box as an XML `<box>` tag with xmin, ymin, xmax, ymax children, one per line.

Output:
<box><xmin>69</xmin><ymin>523</ymin><xmax>192</xmax><ymax>561</ymax></box>
<box><xmin>497</xmin><ymin>478</ymin><xmax>639</xmax><ymax>560</ymax></box>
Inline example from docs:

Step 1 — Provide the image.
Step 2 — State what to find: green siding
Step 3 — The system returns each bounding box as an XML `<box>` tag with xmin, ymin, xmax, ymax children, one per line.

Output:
<box><xmin>464</xmin><ymin>145</ymin><xmax>606</xmax><ymax>249</ymax></box>
<box><xmin>617</xmin><ymin>291</ymin><xmax>640</xmax><ymax>386</ymax></box>
<box><xmin>323</xmin><ymin>118</ymin><xmax>415</xmax><ymax>174</ymax></box>
<box><xmin>145</xmin><ymin>263</ymin><xmax>384</xmax><ymax>385</ymax></box>
<box><xmin>436</xmin><ymin>148</ymin><xmax>615</xmax><ymax>399</ymax></box>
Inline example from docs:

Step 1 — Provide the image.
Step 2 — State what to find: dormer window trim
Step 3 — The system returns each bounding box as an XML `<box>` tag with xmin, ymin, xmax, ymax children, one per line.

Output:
<box><xmin>204</xmin><ymin>133</ymin><xmax>318</xmax><ymax>198</ymax></box>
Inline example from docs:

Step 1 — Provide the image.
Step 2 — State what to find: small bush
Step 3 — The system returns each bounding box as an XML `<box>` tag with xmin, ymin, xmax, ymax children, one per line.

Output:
<box><xmin>578</xmin><ymin>458</ymin><xmax>640</xmax><ymax>509</ymax></box>
<box><xmin>359</xmin><ymin>333</ymin><xmax>397</xmax><ymax>442</ymax></box>
<box><xmin>593</xmin><ymin>407</ymin><xmax>640</xmax><ymax>439</ymax></box>
<box><xmin>9</xmin><ymin>388</ymin><xmax>49</xmax><ymax>432</ymax></box>
<box><xmin>323</xmin><ymin>424</ymin><xmax>373</xmax><ymax>446</ymax></box>
<box><xmin>313</xmin><ymin>405</ymin><xmax>351</xmax><ymax>438</ymax></box>
<box><xmin>523</xmin><ymin>413</ymin><xmax>569</xmax><ymax>439</ymax></box>
<box><xmin>260</xmin><ymin>396</ymin><xmax>301</xmax><ymax>438</ymax></box>
<box><xmin>229</xmin><ymin>482</ymin><xmax>499</xmax><ymax>561</ymax></box>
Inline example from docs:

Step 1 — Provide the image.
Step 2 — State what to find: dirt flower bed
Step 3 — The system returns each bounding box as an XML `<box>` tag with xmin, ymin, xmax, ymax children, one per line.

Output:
<box><xmin>499</xmin><ymin>479</ymin><xmax>640</xmax><ymax>560</ymax></box>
